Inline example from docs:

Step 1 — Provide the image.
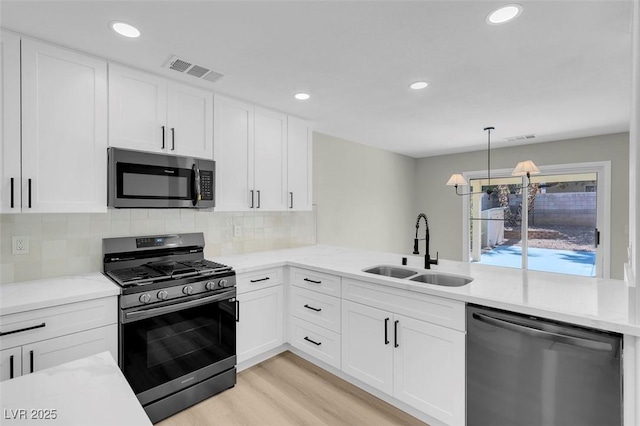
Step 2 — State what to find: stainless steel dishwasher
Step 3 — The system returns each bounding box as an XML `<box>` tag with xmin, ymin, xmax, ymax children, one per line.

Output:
<box><xmin>467</xmin><ymin>304</ymin><xmax>622</xmax><ymax>426</ymax></box>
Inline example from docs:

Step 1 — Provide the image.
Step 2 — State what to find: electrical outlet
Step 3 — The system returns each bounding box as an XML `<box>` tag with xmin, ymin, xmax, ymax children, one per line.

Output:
<box><xmin>234</xmin><ymin>225</ymin><xmax>242</xmax><ymax>237</ymax></box>
<box><xmin>12</xmin><ymin>236</ymin><xmax>29</xmax><ymax>255</ymax></box>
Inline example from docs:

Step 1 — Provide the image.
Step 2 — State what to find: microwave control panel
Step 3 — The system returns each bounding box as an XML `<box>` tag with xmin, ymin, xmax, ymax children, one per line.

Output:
<box><xmin>200</xmin><ymin>170</ymin><xmax>214</xmax><ymax>201</ymax></box>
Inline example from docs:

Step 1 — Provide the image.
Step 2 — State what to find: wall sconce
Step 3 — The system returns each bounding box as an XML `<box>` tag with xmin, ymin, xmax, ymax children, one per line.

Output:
<box><xmin>446</xmin><ymin>127</ymin><xmax>540</xmax><ymax>196</ymax></box>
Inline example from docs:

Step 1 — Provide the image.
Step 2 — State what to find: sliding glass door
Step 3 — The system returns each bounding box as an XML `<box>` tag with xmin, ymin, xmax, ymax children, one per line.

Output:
<box><xmin>465</xmin><ymin>162</ymin><xmax>608</xmax><ymax>278</ymax></box>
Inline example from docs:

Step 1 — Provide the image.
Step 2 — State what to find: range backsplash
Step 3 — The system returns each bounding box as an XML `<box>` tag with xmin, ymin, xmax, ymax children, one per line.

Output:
<box><xmin>0</xmin><ymin>208</ymin><xmax>316</xmax><ymax>284</ymax></box>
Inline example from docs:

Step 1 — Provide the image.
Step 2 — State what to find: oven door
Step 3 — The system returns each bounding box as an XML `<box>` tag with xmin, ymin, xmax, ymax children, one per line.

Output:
<box><xmin>120</xmin><ymin>287</ymin><xmax>237</xmax><ymax>406</ymax></box>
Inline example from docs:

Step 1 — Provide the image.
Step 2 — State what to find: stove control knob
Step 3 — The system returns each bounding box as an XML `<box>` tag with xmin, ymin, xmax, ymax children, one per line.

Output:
<box><xmin>182</xmin><ymin>285</ymin><xmax>194</xmax><ymax>295</ymax></box>
<box><xmin>205</xmin><ymin>281</ymin><xmax>215</xmax><ymax>291</ymax></box>
<box><xmin>139</xmin><ymin>293</ymin><xmax>152</xmax><ymax>304</ymax></box>
<box><xmin>219</xmin><ymin>279</ymin><xmax>228</xmax><ymax>288</ymax></box>
<box><xmin>157</xmin><ymin>290</ymin><xmax>169</xmax><ymax>300</ymax></box>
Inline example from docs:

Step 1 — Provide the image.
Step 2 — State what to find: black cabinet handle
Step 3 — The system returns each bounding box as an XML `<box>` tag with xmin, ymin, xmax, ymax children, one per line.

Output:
<box><xmin>236</xmin><ymin>299</ymin><xmax>240</xmax><ymax>322</ymax></box>
<box><xmin>30</xmin><ymin>350</ymin><xmax>34</xmax><ymax>373</ymax></box>
<box><xmin>394</xmin><ymin>320</ymin><xmax>399</xmax><ymax>348</ymax></box>
<box><xmin>384</xmin><ymin>317</ymin><xmax>390</xmax><ymax>345</ymax></box>
<box><xmin>171</xmin><ymin>127</ymin><xmax>175</xmax><ymax>150</ymax></box>
<box><xmin>161</xmin><ymin>125</ymin><xmax>165</xmax><ymax>149</ymax></box>
<box><xmin>256</xmin><ymin>190</ymin><xmax>261</xmax><ymax>208</ymax></box>
<box><xmin>250</xmin><ymin>190</ymin><xmax>254</xmax><ymax>208</ymax></box>
<box><xmin>0</xmin><ymin>322</ymin><xmax>46</xmax><ymax>337</ymax></box>
<box><xmin>250</xmin><ymin>277</ymin><xmax>270</xmax><ymax>283</ymax></box>
<box><xmin>303</xmin><ymin>278</ymin><xmax>321</xmax><ymax>284</ymax></box>
<box><xmin>10</xmin><ymin>177</ymin><xmax>14</xmax><ymax>208</ymax></box>
<box><xmin>28</xmin><ymin>179</ymin><xmax>32</xmax><ymax>208</ymax></box>
<box><xmin>289</xmin><ymin>192</ymin><xmax>293</xmax><ymax>209</ymax></box>
<box><xmin>304</xmin><ymin>304</ymin><xmax>322</xmax><ymax>312</ymax></box>
<box><xmin>9</xmin><ymin>355</ymin><xmax>14</xmax><ymax>379</ymax></box>
<box><xmin>304</xmin><ymin>336</ymin><xmax>322</xmax><ymax>346</ymax></box>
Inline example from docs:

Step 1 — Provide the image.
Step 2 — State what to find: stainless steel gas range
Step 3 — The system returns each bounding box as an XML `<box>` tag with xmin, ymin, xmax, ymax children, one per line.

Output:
<box><xmin>102</xmin><ymin>233</ymin><xmax>237</xmax><ymax>424</ymax></box>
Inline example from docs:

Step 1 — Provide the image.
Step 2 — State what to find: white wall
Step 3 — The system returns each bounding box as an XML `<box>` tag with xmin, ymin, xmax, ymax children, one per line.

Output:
<box><xmin>313</xmin><ymin>132</ymin><xmax>418</xmax><ymax>254</ymax></box>
<box><xmin>415</xmin><ymin>133</ymin><xmax>629</xmax><ymax>279</ymax></box>
<box><xmin>631</xmin><ymin>0</ymin><xmax>640</xmax><ymax>282</ymax></box>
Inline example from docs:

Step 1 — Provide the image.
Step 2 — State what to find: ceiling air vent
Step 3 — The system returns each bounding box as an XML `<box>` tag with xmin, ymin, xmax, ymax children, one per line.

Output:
<box><xmin>165</xmin><ymin>56</ymin><xmax>224</xmax><ymax>83</ymax></box>
<box><xmin>504</xmin><ymin>134</ymin><xmax>537</xmax><ymax>142</ymax></box>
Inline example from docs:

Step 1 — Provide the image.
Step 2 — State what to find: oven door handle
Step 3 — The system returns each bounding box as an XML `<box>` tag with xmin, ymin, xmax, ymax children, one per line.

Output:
<box><xmin>122</xmin><ymin>289</ymin><xmax>236</xmax><ymax>323</ymax></box>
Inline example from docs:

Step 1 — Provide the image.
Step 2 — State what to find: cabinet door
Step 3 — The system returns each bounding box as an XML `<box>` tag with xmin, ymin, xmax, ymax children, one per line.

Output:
<box><xmin>236</xmin><ymin>286</ymin><xmax>284</xmax><ymax>363</ymax></box>
<box><xmin>108</xmin><ymin>64</ymin><xmax>167</xmax><ymax>153</ymax></box>
<box><xmin>287</xmin><ymin>116</ymin><xmax>312</xmax><ymax>211</ymax></box>
<box><xmin>21</xmin><ymin>39</ymin><xmax>107</xmax><ymax>213</ymax></box>
<box><xmin>0</xmin><ymin>347</ymin><xmax>22</xmax><ymax>381</ymax></box>
<box><xmin>168</xmin><ymin>82</ymin><xmax>213</xmax><ymax>159</ymax></box>
<box><xmin>254</xmin><ymin>107</ymin><xmax>287</xmax><ymax>211</ymax></box>
<box><xmin>393</xmin><ymin>315</ymin><xmax>465</xmax><ymax>426</ymax></box>
<box><xmin>341</xmin><ymin>300</ymin><xmax>393</xmax><ymax>394</ymax></box>
<box><xmin>22</xmin><ymin>324</ymin><xmax>117</xmax><ymax>374</ymax></box>
<box><xmin>213</xmin><ymin>95</ymin><xmax>254</xmax><ymax>211</ymax></box>
<box><xmin>0</xmin><ymin>31</ymin><xmax>21</xmax><ymax>213</ymax></box>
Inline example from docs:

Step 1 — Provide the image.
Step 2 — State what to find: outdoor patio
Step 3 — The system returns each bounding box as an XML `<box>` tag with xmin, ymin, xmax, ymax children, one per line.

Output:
<box><xmin>475</xmin><ymin>245</ymin><xmax>596</xmax><ymax>276</ymax></box>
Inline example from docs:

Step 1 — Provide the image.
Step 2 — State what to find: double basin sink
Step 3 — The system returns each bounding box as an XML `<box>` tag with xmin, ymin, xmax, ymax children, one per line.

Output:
<box><xmin>363</xmin><ymin>265</ymin><xmax>473</xmax><ymax>287</ymax></box>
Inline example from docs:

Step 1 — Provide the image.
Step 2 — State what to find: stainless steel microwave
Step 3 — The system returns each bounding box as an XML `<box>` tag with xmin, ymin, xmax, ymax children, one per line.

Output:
<box><xmin>108</xmin><ymin>148</ymin><xmax>215</xmax><ymax>209</ymax></box>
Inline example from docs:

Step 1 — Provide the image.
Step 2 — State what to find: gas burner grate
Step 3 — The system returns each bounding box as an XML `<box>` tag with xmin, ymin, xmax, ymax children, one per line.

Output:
<box><xmin>108</xmin><ymin>266</ymin><xmax>164</xmax><ymax>284</ymax></box>
<box><xmin>183</xmin><ymin>259</ymin><xmax>232</xmax><ymax>273</ymax></box>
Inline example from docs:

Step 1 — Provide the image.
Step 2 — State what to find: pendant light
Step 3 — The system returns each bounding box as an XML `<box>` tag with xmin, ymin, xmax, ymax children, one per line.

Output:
<box><xmin>446</xmin><ymin>127</ymin><xmax>540</xmax><ymax>196</ymax></box>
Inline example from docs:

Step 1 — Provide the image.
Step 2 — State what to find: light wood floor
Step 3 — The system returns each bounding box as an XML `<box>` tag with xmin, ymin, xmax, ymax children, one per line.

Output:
<box><xmin>157</xmin><ymin>351</ymin><xmax>428</xmax><ymax>426</ymax></box>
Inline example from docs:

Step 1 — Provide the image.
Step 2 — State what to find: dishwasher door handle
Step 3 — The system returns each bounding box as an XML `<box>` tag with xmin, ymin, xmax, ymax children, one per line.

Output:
<box><xmin>472</xmin><ymin>312</ymin><xmax>613</xmax><ymax>352</ymax></box>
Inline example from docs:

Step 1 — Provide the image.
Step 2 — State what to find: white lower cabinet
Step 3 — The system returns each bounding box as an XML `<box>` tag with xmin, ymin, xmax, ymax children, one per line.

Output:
<box><xmin>341</xmin><ymin>300</ymin><xmax>394</xmax><ymax>393</ymax></box>
<box><xmin>237</xmin><ymin>285</ymin><xmax>284</xmax><ymax>363</ymax></box>
<box><xmin>0</xmin><ymin>347</ymin><xmax>22</xmax><ymax>381</ymax></box>
<box><xmin>341</xmin><ymin>283</ymin><xmax>466</xmax><ymax>426</ymax></box>
<box><xmin>0</xmin><ymin>297</ymin><xmax>118</xmax><ymax>382</ymax></box>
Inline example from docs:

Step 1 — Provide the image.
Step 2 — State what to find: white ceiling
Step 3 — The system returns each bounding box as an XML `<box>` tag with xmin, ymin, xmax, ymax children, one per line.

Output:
<box><xmin>0</xmin><ymin>0</ymin><xmax>633</xmax><ymax>158</ymax></box>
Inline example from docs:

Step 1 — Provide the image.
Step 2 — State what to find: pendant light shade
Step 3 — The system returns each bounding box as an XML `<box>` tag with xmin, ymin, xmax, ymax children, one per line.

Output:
<box><xmin>511</xmin><ymin>160</ymin><xmax>540</xmax><ymax>177</ymax></box>
<box><xmin>446</xmin><ymin>174</ymin><xmax>468</xmax><ymax>186</ymax></box>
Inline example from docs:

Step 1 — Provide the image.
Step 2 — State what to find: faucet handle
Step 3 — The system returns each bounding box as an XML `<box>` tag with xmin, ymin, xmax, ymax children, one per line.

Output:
<box><xmin>430</xmin><ymin>251</ymin><xmax>439</xmax><ymax>265</ymax></box>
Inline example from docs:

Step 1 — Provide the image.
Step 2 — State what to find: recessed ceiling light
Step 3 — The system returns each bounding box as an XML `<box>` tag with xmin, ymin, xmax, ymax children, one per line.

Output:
<box><xmin>486</xmin><ymin>4</ymin><xmax>523</xmax><ymax>25</ymax></box>
<box><xmin>110</xmin><ymin>21</ymin><xmax>140</xmax><ymax>38</ymax></box>
<box><xmin>294</xmin><ymin>93</ymin><xmax>310</xmax><ymax>100</ymax></box>
<box><xmin>409</xmin><ymin>81</ymin><xmax>429</xmax><ymax>90</ymax></box>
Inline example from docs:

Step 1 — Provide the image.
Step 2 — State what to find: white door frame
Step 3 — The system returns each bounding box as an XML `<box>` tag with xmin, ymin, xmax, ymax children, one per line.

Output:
<box><xmin>460</xmin><ymin>161</ymin><xmax>611</xmax><ymax>278</ymax></box>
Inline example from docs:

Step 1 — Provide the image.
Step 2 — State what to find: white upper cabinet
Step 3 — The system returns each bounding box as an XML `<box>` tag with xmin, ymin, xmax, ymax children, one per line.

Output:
<box><xmin>253</xmin><ymin>107</ymin><xmax>287</xmax><ymax>211</ymax></box>
<box><xmin>167</xmin><ymin>82</ymin><xmax>213</xmax><ymax>158</ymax></box>
<box><xmin>214</xmin><ymin>96</ymin><xmax>288</xmax><ymax>211</ymax></box>
<box><xmin>109</xmin><ymin>64</ymin><xmax>213</xmax><ymax>158</ymax></box>
<box><xmin>20</xmin><ymin>39</ymin><xmax>107</xmax><ymax>213</ymax></box>
<box><xmin>0</xmin><ymin>30</ymin><xmax>21</xmax><ymax>213</ymax></box>
<box><xmin>108</xmin><ymin>65</ymin><xmax>167</xmax><ymax>154</ymax></box>
<box><xmin>287</xmin><ymin>117</ymin><xmax>313</xmax><ymax>211</ymax></box>
<box><xmin>213</xmin><ymin>96</ymin><xmax>254</xmax><ymax>211</ymax></box>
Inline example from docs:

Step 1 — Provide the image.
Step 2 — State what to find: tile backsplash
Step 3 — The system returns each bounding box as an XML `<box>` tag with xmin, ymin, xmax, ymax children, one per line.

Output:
<box><xmin>0</xmin><ymin>208</ymin><xmax>316</xmax><ymax>284</ymax></box>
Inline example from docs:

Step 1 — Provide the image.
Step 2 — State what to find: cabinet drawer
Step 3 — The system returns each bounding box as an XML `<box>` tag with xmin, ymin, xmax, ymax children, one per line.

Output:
<box><xmin>290</xmin><ymin>317</ymin><xmax>341</xmax><ymax>370</ymax></box>
<box><xmin>0</xmin><ymin>297</ymin><xmax>117</xmax><ymax>349</ymax></box>
<box><xmin>23</xmin><ymin>324</ymin><xmax>117</xmax><ymax>374</ymax></box>
<box><xmin>237</xmin><ymin>268</ymin><xmax>283</xmax><ymax>294</ymax></box>
<box><xmin>290</xmin><ymin>267</ymin><xmax>341</xmax><ymax>297</ymax></box>
<box><xmin>290</xmin><ymin>286</ymin><xmax>341</xmax><ymax>333</ymax></box>
<box><xmin>342</xmin><ymin>278</ymin><xmax>465</xmax><ymax>331</ymax></box>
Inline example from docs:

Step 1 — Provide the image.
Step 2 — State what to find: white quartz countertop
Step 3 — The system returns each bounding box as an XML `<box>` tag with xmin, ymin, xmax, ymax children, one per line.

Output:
<box><xmin>216</xmin><ymin>245</ymin><xmax>639</xmax><ymax>336</ymax></box>
<box><xmin>0</xmin><ymin>351</ymin><xmax>151</xmax><ymax>426</ymax></box>
<box><xmin>0</xmin><ymin>273</ymin><xmax>120</xmax><ymax>316</ymax></box>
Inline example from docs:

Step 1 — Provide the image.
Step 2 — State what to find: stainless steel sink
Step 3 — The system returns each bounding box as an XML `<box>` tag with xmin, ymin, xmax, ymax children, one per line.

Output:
<box><xmin>363</xmin><ymin>265</ymin><xmax>418</xmax><ymax>279</ymax></box>
<box><xmin>409</xmin><ymin>272</ymin><xmax>473</xmax><ymax>287</ymax></box>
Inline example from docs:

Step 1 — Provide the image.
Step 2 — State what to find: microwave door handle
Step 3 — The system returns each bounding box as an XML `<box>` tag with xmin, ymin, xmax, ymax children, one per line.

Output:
<box><xmin>192</xmin><ymin>164</ymin><xmax>201</xmax><ymax>206</ymax></box>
